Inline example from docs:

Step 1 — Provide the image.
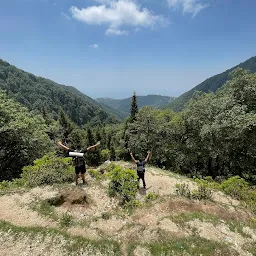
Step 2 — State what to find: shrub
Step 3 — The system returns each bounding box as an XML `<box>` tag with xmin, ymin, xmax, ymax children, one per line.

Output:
<box><xmin>123</xmin><ymin>199</ymin><xmax>142</xmax><ymax>209</ymax></box>
<box><xmin>145</xmin><ymin>192</ymin><xmax>159</xmax><ymax>202</ymax></box>
<box><xmin>101</xmin><ymin>149</ymin><xmax>110</xmax><ymax>162</ymax></box>
<box><xmin>176</xmin><ymin>181</ymin><xmax>213</xmax><ymax>201</ymax></box>
<box><xmin>175</xmin><ymin>183</ymin><xmax>192</xmax><ymax>199</ymax></box>
<box><xmin>193</xmin><ymin>179</ymin><xmax>213</xmax><ymax>200</ymax></box>
<box><xmin>59</xmin><ymin>212</ymin><xmax>74</xmax><ymax>228</ymax></box>
<box><xmin>107</xmin><ymin>165</ymin><xmax>138</xmax><ymax>204</ymax></box>
<box><xmin>106</xmin><ymin>162</ymin><xmax>116</xmax><ymax>173</ymax></box>
<box><xmin>101</xmin><ymin>212</ymin><xmax>111</xmax><ymax>220</ymax></box>
<box><xmin>21</xmin><ymin>153</ymin><xmax>74</xmax><ymax>187</ymax></box>
<box><xmin>88</xmin><ymin>169</ymin><xmax>104</xmax><ymax>180</ymax></box>
<box><xmin>220</xmin><ymin>176</ymin><xmax>249</xmax><ymax>200</ymax></box>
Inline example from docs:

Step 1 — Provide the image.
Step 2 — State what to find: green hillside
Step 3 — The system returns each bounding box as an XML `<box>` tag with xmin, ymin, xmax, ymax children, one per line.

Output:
<box><xmin>96</xmin><ymin>95</ymin><xmax>175</xmax><ymax>118</ymax></box>
<box><xmin>167</xmin><ymin>56</ymin><xmax>256</xmax><ymax>111</ymax></box>
<box><xmin>0</xmin><ymin>59</ymin><xmax>118</xmax><ymax>125</ymax></box>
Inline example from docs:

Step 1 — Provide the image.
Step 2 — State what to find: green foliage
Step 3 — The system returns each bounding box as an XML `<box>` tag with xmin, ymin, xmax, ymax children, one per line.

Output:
<box><xmin>88</xmin><ymin>169</ymin><xmax>104</xmax><ymax>180</ymax></box>
<box><xmin>175</xmin><ymin>182</ymin><xmax>213</xmax><ymax>201</ymax></box>
<box><xmin>101</xmin><ymin>149</ymin><xmax>110</xmax><ymax>161</ymax></box>
<box><xmin>59</xmin><ymin>212</ymin><xmax>74</xmax><ymax>228</ymax></box>
<box><xmin>0</xmin><ymin>90</ymin><xmax>53</xmax><ymax>181</ymax></box>
<box><xmin>193</xmin><ymin>178</ymin><xmax>213</xmax><ymax>200</ymax></box>
<box><xmin>30</xmin><ymin>200</ymin><xmax>58</xmax><ymax>221</ymax></box>
<box><xmin>145</xmin><ymin>192</ymin><xmax>159</xmax><ymax>202</ymax></box>
<box><xmin>175</xmin><ymin>183</ymin><xmax>192</xmax><ymax>199</ymax></box>
<box><xmin>21</xmin><ymin>153</ymin><xmax>74</xmax><ymax>187</ymax></box>
<box><xmin>130</xmin><ymin>92</ymin><xmax>138</xmax><ymax>122</ymax></box>
<box><xmin>86</xmin><ymin>128</ymin><xmax>101</xmax><ymax>166</ymax></box>
<box><xmin>123</xmin><ymin>199</ymin><xmax>142</xmax><ymax>209</ymax></box>
<box><xmin>101</xmin><ymin>212</ymin><xmax>111</xmax><ymax>220</ymax></box>
<box><xmin>110</xmin><ymin>145</ymin><xmax>116</xmax><ymax>161</ymax></box>
<box><xmin>0</xmin><ymin>59</ymin><xmax>117</xmax><ymax>126</ymax></box>
<box><xmin>220</xmin><ymin>176</ymin><xmax>256</xmax><ymax>213</ymax></box>
<box><xmin>107</xmin><ymin>165</ymin><xmax>138</xmax><ymax>204</ymax></box>
<box><xmin>220</xmin><ymin>176</ymin><xmax>249</xmax><ymax>200</ymax></box>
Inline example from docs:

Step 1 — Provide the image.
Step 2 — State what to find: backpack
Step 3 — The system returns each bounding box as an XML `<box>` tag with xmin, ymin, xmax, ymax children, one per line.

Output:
<box><xmin>137</xmin><ymin>161</ymin><xmax>145</xmax><ymax>173</ymax></box>
<box><xmin>73</xmin><ymin>150</ymin><xmax>85</xmax><ymax>167</ymax></box>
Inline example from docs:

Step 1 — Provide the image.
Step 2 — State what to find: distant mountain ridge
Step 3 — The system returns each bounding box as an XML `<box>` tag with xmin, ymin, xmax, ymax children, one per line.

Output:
<box><xmin>96</xmin><ymin>95</ymin><xmax>175</xmax><ymax>118</ymax></box>
<box><xmin>167</xmin><ymin>56</ymin><xmax>256</xmax><ymax>111</ymax></box>
<box><xmin>0</xmin><ymin>59</ymin><xmax>118</xmax><ymax>125</ymax></box>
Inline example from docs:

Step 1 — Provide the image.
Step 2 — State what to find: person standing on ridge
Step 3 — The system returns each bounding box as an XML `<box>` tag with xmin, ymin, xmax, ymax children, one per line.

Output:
<box><xmin>130</xmin><ymin>151</ymin><xmax>151</xmax><ymax>189</ymax></box>
<box><xmin>57</xmin><ymin>140</ymin><xmax>100</xmax><ymax>185</ymax></box>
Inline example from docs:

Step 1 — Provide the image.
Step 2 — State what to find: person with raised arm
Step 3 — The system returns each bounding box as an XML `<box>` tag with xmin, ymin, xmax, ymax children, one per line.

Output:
<box><xmin>130</xmin><ymin>151</ymin><xmax>151</xmax><ymax>189</ymax></box>
<box><xmin>57</xmin><ymin>140</ymin><xmax>100</xmax><ymax>185</ymax></box>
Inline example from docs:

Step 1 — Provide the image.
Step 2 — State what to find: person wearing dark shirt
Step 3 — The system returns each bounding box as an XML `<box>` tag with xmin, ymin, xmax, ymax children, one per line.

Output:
<box><xmin>130</xmin><ymin>151</ymin><xmax>151</xmax><ymax>189</ymax></box>
<box><xmin>57</xmin><ymin>140</ymin><xmax>100</xmax><ymax>185</ymax></box>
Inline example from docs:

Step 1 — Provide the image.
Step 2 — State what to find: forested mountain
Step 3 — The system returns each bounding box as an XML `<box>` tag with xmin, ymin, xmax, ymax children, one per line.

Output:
<box><xmin>0</xmin><ymin>59</ymin><xmax>118</xmax><ymax>126</ymax></box>
<box><xmin>96</xmin><ymin>95</ymin><xmax>175</xmax><ymax>118</ymax></box>
<box><xmin>167</xmin><ymin>56</ymin><xmax>256</xmax><ymax>111</ymax></box>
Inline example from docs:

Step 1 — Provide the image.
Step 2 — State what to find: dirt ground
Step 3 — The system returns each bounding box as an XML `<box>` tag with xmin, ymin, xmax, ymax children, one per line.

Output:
<box><xmin>0</xmin><ymin>162</ymin><xmax>255</xmax><ymax>256</ymax></box>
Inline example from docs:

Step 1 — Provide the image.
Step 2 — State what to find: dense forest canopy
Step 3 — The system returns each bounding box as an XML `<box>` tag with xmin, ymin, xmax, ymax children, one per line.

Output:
<box><xmin>0</xmin><ymin>56</ymin><xmax>256</xmax><ymax>186</ymax></box>
<box><xmin>0</xmin><ymin>59</ymin><xmax>118</xmax><ymax>126</ymax></box>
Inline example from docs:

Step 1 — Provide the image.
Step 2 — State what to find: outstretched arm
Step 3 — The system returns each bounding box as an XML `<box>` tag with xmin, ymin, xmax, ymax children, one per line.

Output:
<box><xmin>130</xmin><ymin>152</ymin><xmax>137</xmax><ymax>164</ymax></box>
<box><xmin>87</xmin><ymin>141</ymin><xmax>100</xmax><ymax>151</ymax></box>
<box><xmin>57</xmin><ymin>140</ymin><xmax>69</xmax><ymax>151</ymax></box>
<box><xmin>145</xmin><ymin>151</ymin><xmax>151</xmax><ymax>163</ymax></box>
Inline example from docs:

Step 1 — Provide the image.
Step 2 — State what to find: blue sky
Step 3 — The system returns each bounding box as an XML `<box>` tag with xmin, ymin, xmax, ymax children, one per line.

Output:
<box><xmin>0</xmin><ymin>0</ymin><xmax>256</xmax><ymax>99</ymax></box>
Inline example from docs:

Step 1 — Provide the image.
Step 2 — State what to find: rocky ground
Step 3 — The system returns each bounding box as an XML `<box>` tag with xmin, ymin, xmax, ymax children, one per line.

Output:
<box><xmin>0</xmin><ymin>161</ymin><xmax>255</xmax><ymax>256</ymax></box>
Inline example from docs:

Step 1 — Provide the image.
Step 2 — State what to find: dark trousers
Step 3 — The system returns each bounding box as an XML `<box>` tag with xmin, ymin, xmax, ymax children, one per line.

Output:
<box><xmin>137</xmin><ymin>171</ymin><xmax>146</xmax><ymax>188</ymax></box>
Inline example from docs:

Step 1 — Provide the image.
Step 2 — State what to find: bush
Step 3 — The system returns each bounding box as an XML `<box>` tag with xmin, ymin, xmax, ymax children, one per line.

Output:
<box><xmin>59</xmin><ymin>212</ymin><xmax>74</xmax><ymax>228</ymax></box>
<box><xmin>123</xmin><ymin>199</ymin><xmax>142</xmax><ymax>209</ymax></box>
<box><xmin>175</xmin><ymin>183</ymin><xmax>192</xmax><ymax>199</ymax></box>
<box><xmin>88</xmin><ymin>169</ymin><xmax>104</xmax><ymax>180</ymax></box>
<box><xmin>176</xmin><ymin>181</ymin><xmax>212</xmax><ymax>201</ymax></box>
<box><xmin>193</xmin><ymin>179</ymin><xmax>213</xmax><ymax>200</ymax></box>
<box><xmin>145</xmin><ymin>192</ymin><xmax>159</xmax><ymax>202</ymax></box>
<box><xmin>105</xmin><ymin>162</ymin><xmax>117</xmax><ymax>173</ymax></box>
<box><xmin>21</xmin><ymin>153</ymin><xmax>74</xmax><ymax>187</ymax></box>
<box><xmin>220</xmin><ymin>176</ymin><xmax>249</xmax><ymax>200</ymax></box>
<box><xmin>108</xmin><ymin>165</ymin><xmax>138</xmax><ymax>204</ymax></box>
<box><xmin>101</xmin><ymin>149</ymin><xmax>110</xmax><ymax>162</ymax></box>
<box><xmin>101</xmin><ymin>212</ymin><xmax>111</xmax><ymax>220</ymax></box>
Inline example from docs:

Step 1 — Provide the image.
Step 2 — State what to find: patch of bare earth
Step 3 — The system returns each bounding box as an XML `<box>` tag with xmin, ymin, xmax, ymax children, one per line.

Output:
<box><xmin>0</xmin><ymin>186</ymin><xmax>58</xmax><ymax>228</ymax></box>
<box><xmin>117</xmin><ymin>161</ymin><xmax>241</xmax><ymax>207</ymax></box>
<box><xmin>187</xmin><ymin>219</ymin><xmax>255</xmax><ymax>256</ymax></box>
<box><xmin>0</xmin><ymin>231</ymin><xmax>64</xmax><ymax>256</ymax></box>
<box><xmin>54</xmin><ymin>183</ymin><xmax>120</xmax><ymax>221</ymax></box>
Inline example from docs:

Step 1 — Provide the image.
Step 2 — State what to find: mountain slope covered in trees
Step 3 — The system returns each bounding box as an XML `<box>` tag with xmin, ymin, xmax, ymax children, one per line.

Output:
<box><xmin>167</xmin><ymin>56</ymin><xmax>256</xmax><ymax>111</ymax></box>
<box><xmin>96</xmin><ymin>95</ymin><xmax>175</xmax><ymax>118</ymax></box>
<box><xmin>0</xmin><ymin>59</ymin><xmax>118</xmax><ymax>125</ymax></box>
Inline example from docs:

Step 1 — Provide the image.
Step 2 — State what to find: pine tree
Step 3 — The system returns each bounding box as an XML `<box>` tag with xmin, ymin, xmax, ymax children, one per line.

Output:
<box><xmin>101</xmin><ymin>127</ymin><xmax>107</xmax><ymax>148</ymax></box>
<box><xmin>96</xmin><ymin>127</ymin><xmax>102</xmax><ymax>142</ymax></box>
<box><xmin>107</xmin><ymin>132</ymin><xmax>112</xmax><ymax>150</ymax></box>
<box><xmin>130</xmin><ymin>91</ymin><xmax>138</xmax><ymax>122</ymax></box>
<box><xmin>58</xmin><ymin>108</ymin><xmax>73</xmax><ymax>143</ymax></box>
<box><xmin>86</xmin><ymin>128</ymin><xmax>101</xmax><ymax>166</ymax></box>
<box><xmin>110</xmin><ymin>144</ymin><xmax>116</xmax><ymax>161</ymax></box>
<box><xmin>87</xmin><ymin>128</ymin><xmax>95</xmax><ymax>145</ymax></box>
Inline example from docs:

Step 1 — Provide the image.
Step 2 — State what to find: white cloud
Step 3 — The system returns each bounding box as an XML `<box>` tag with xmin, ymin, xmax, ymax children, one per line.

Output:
<box><xmin>89</xmin><ymin>44</ymin><xmax>99</xmax><ymax>48</ymax></box>
<box><xmin>105</xmin><ymin>28</ymin><xmax>129</xmax><ymax>35</ymax></box>
<box><xmin>61</xmin><ymin>12</ymin><xmax>71</xmax><ymax>20</ymax></box>
<box><xmin>70</xmin><ymin>0</ymin><xmax>168</xmax><ymax>35</ymax></box>
<box><xmin>167</xmin><ymin>0</ymin><xmax>209</xmax><ymax>17</ymax></box>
